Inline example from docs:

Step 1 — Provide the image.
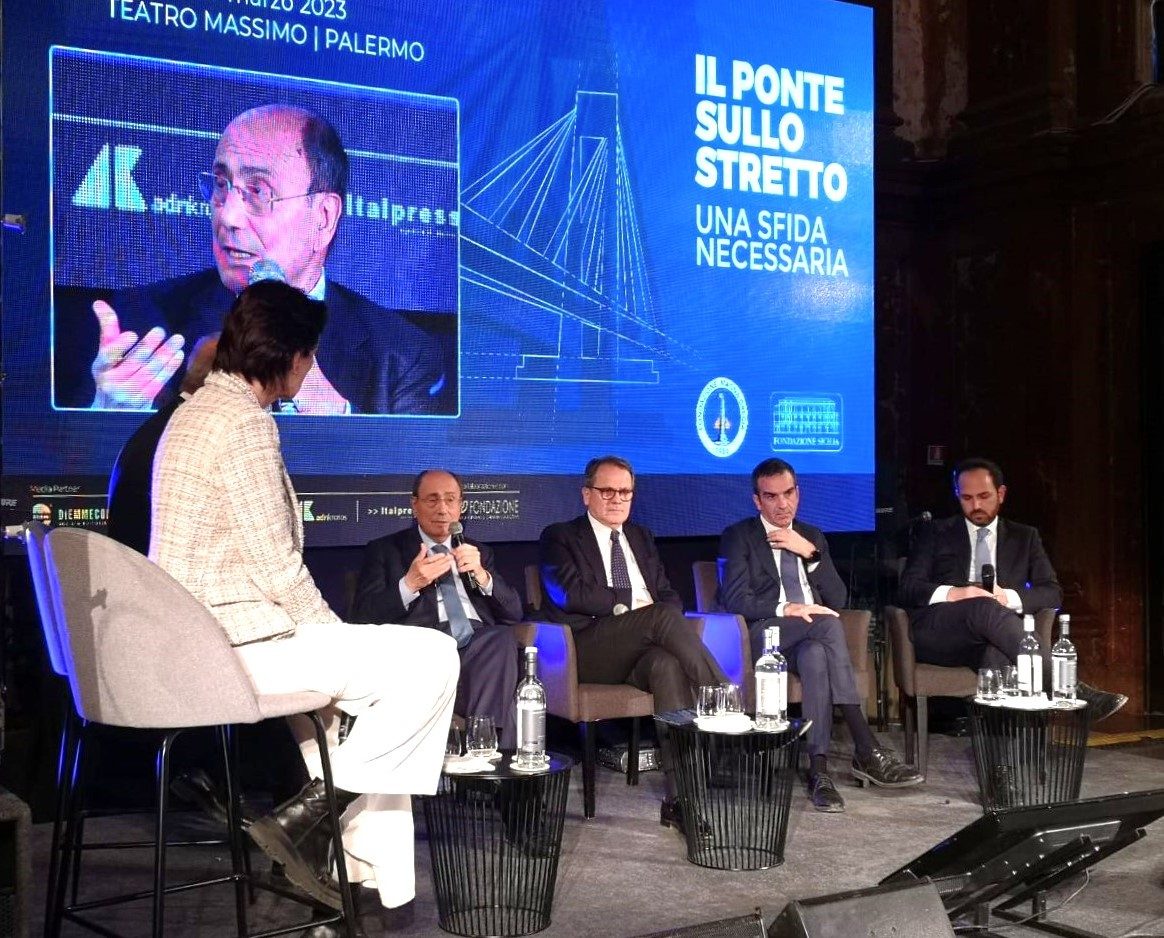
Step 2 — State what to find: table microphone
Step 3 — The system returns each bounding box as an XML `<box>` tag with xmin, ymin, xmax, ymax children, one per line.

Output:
<box><xmin>981</xmin><ymin>563</ymin><xmax>995</xmax><ymax>594</ymax></box>
<box><xmin>448</xmin><ymin>521</ymin><xmax>483</xmax><ymax>593</ymax></box>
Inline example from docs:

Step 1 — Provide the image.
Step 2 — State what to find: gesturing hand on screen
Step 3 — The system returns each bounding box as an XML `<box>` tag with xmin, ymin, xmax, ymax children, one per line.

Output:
<box><xmin>89</xmin><ymin>300</ymin><xmax>186</xmax><ymax>410</ymax></box>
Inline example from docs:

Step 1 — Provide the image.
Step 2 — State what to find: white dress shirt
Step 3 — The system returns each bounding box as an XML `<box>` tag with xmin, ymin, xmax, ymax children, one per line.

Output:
<box><xmin>587</xmin><ymin>512</ymin><xmax>653</xmax><ymax>610</ymax></box>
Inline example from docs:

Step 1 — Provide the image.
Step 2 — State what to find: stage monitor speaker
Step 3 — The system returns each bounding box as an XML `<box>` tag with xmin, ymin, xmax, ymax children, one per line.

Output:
<box><xmin>633</xmin><ymin>910</ymin><xmax>765</xmax><ymax>938</ymax></box>
<box><xmin>768</xmin><ymin>880</ymin><xmax>954</xmax><ymax>938</ymax></box>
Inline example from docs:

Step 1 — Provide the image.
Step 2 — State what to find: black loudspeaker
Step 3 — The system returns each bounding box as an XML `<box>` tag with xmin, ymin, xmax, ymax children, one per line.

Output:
<box><xmin>768</xmin><ymin>880</ymin><xmax>954</xmax><ymax>938</ymax></box>
<box><xmin>0</xmin><ymin>787</ymin><xmax>30</xmax><ymax>938</ymax></box>
<box><xmin>634</xmin><ymin>910</ymin><xmax>766</xmax><ymax>938</ymax></box>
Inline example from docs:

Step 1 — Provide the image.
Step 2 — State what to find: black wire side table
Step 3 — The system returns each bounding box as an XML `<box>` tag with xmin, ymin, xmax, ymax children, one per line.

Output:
<box><xmin>659</xmin><ymin>712</ymin><xmax>806</xmax><ymax>871</ymax></box>
<box><xmin>967</xmin><ymin>699</ymin><xmax>1091</xmax><ymax>813</ymax></box>
<box><xmin>422</xmin><ymin>752</ymin><xmax>572</xmax><ymax>937</ymax></box>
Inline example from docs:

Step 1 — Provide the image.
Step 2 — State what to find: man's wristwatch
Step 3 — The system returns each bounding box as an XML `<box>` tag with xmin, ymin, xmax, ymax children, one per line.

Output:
<box><xmin>612</xmin><ymin>603</ymin><xmax>629</xmax><ymax>616</ymax></box>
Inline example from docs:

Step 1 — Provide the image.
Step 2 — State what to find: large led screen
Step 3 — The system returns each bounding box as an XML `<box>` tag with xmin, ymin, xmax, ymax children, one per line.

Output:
<box><xmin>2</xmin><ymin>0</ymin><xmax>874</xmax><ymax>544</ymax></box>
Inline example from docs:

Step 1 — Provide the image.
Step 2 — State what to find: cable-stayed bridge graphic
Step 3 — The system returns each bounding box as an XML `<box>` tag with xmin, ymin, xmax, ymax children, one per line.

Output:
<box><xmin>461</xmin><ymin>90</ymin><xmax>693</xmax><ymax>385</ymax></box>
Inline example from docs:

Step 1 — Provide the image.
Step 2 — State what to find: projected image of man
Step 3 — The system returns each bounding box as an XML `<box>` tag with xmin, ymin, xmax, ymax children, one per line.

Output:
<box><xmin>72</xmin><ymin>104</ymin><xmax>449</xmax><ymax>415</ymax></box>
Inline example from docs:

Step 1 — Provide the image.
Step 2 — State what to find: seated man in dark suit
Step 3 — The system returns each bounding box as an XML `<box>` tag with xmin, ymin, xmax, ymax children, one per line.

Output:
<box><xmin>352</xmin><ymin>468</ymin><xmax>522</xmax><ymax>747</ymax></box>
<box><xmin>719</xmin><ymin>458</ymin><xmax>921</xmax><ymax>813</ymax></box>
<box><xmin>106</xmin><ymin>335</ymin><xmax>218</xmax><ymax>555</ymax></box>
<box><xmin>899</xmin><ymin>457</ymin><xmax>1125</xmax><ymax>722</ymax></box>
<box><xmin>539</xmin><ymin>455</ymin><xmax>727</xmax><ymax>833</ymax></box>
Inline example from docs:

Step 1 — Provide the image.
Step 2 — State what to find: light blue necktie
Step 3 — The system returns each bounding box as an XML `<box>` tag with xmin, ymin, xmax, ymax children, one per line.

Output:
<box><xmin>429</xmin><ymin>544</ymin><xmax>473</xmax><ymax>647</ymax></box>
<box><xmin>976</xmin><ymin>527</ymin><xmax>992</xmax><ymax>583</ymax></box>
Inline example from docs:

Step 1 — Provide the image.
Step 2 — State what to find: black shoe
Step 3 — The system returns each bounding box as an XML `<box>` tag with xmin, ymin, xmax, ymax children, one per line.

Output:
<box><xmin>170</xmin><ymin>768</ymin><xmax>251</xmax><ymax>828</ymax></box>
<box><xmin>247</xmin><ymin>779</ymin><xmax>352</xmax><ymax>910</ymax></box>
<box><xmin>807</xmin><ymin>773</ymin><xmax>845</xmax><ymax>812</ymax></box>
<box><xmin>659</xmin><ymin>796</ymin><xmax>714</xmax><ymax>845</ymax></box>
<box><xmin>851</xmin><ymin>749</ymin><xmax>924</xmax><ymax>789</ymax></box>
<box><xmin>1076</xmin><ymin>682</ymin><xmax>1128</xmax><ymax>724</ymax></box>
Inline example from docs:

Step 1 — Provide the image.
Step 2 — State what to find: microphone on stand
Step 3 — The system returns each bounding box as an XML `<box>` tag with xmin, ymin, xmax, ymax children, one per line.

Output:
<box><xmin>981</xmin><ymin>563</ymin><xmax>996</xmax><ymax>595</ymax></box>
<box><xmin>447</xmin><ymin>521</ymin><xmax>483</xmax><ymax>593</ymax></box>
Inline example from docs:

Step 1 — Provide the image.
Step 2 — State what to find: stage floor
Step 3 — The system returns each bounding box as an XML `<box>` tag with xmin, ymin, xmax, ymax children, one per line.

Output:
<box><xmin>29</xmin><ymin>728</ymin><xmax>1164</xmax><ymax>937</ymax></box>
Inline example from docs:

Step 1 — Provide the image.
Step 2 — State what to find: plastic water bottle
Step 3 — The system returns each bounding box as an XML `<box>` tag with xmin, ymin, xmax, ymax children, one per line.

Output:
<box><xmin>1051</xmin><ymin>613</ymin><xmax>1077</xmax><ymax>701</ymax></box>
<box><xmin>514</xmin><ymin>646</ymin><xmax>547</xmax><ymax>768</ymax></box>
<box><xmin>1017</xmin><ymin>614</ymin><xmax>1043</xmax><ymax>697</ymax></box>
<box><xmin>754</xmin><ymin>625</ymin><xmax>788</xmax><ymax>729</ymax></box>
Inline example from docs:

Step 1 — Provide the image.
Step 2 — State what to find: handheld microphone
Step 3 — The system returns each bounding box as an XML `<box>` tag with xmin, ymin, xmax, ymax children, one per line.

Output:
<box><xmin>447</xmin><ymin>521</ymin><xmax>482</xmax><ymax>593</ymax></box>
<box><xmin>981</xmin><ymin>563</ymin><xmax>995</xmax><ymax>594</ymax></box>
<box><xmin>249</xmin><ymin>258</ymin><xmax>286</xmax><ymax>285</ymax></box>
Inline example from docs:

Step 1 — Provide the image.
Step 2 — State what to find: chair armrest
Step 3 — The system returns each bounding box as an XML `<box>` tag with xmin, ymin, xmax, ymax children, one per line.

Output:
<box><xmin>884</xmin><ymin>606</ymin><xmax>916</xmax><ymax>697</ymax></box>
<box><xmin>513</xmin><ymin>621</ymin><xmax>580</xmax><ymax>721</ymax></box>
<box><xmin>838</xmin><ymin>609</ymin><xmax>870</xmax><ymax>677</ymax></box>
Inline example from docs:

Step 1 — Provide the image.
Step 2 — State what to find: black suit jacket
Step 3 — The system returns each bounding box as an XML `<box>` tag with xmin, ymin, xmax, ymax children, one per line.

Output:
<box><xmin>55</xmin><ymin>269</ymin><xmax>454</xmax><ymax>415</ymax></box>
<box><xmin>538</xmin><ymin>514</ymin><xmax>682</xmax><ymax>631</ymax></box>
<box><xmin>898</xmin><ymin>516</ymin><xmax>1062</xmax><ymax>613</ymax></box>
<box><xmin>105</xmin><ymin>397</ymin><xmax>183</xmax><ymax>556</ymax></box>
<box><xmin>717</xmin><ymin>516</ymin><xmax>847</xmax><ymax>622</ymax></box>
<box><xmin>351</xmin><ymin>525</ymin><xmax>522</xmax><ymax>629</ymax></box>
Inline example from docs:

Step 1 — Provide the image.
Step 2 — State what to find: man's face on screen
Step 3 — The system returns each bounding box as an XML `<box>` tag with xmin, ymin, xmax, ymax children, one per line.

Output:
<box><xmin>582</xmin><ymin>463</ymin><xmax>634</xmax><ymax>529</ymax></box>
<box><xmin>210</xmin><ymin>110</ymin><xmax>336</xmax><ymax>295</ymax></box>
<box><xmin>412</xmin><ymin>470</ymin><xmax>463</xmax><ymax>542</ymax></box>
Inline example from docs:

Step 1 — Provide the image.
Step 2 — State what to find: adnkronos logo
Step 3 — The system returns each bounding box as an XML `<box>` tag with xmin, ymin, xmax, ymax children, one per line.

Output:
<box><xmin>695</xmin><ymin>377</ymin><xmax>748</xmax><ymax>457</ymax></box>
<box><xmin>72</xmin><ymin>144</ymin><xmax>147</xmax><ymax>211</ymax></box>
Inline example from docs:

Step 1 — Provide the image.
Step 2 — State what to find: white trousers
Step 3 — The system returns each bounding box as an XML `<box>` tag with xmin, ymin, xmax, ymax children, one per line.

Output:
<box><xmin>234</xmin><ymin>621</ymin><xmax>459</xmax><ymax>908</ymax></box>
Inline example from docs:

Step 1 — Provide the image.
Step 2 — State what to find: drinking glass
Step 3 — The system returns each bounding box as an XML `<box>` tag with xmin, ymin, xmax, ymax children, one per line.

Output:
<box><xmin>445</xmin><ymin>724</ymin><xmax>464</xmax><ymax>758</ymax></box>
<box><xmin>696</xmin><ymin>685</ymin><xmax>718</xmax><ymax>717</ymax></box>
<box><xmin>466</xmin><ymin>715</ymin><xmax>498</xmax><ymax>757</ymax></box>
<box><xmin>977</xmin><ymin>667</ymin><xmax>1000</xmax><ymax>701</ymax></box>
<box><xmin>1000</xmin><ymin>665</ymin><xmax>1020</xmax><ymax>696</ymax></box>
<box><xmin>718</xmin><ymin>683</ymin><xmax>743</xmax><ymax>714</ymax></box>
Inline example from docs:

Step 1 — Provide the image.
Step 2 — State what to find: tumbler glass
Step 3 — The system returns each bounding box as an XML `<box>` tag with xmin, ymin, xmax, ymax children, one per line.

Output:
<box><xmin>977</xmin><ymin>667</ymin><xmax>1000</xmax><ymax>701</ymax></box>
<box><xmin>697</xmin><ymin>685</ymin><xmax>719</xmax><ymax>717</ymax></box>
<box><xmin>466</xmin><ymin>715</ymin><xmax>498</xmax><ymax>757</ymax></box>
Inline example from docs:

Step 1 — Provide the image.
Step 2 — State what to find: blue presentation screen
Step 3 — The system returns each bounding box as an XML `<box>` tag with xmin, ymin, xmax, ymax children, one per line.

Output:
<box><xmin>2</xmin><ymin>0</ymin><xmax>874</xmax><ymax>544</ymax></box>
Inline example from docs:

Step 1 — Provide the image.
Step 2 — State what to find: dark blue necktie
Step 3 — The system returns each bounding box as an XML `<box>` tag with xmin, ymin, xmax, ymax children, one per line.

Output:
<box><xmin>779</xmin><ymin>548</ymin><xmax>805</xmax><ymax>604</ymax></box>
<box><xmin>429</xmin><ymin>544</ymin><xmax>473</xmax><ymax>647</ymax></box>
<box><xmin>610</xmin><ymin>530</ymin><xmax>632</xmax><ymax>590</ymax></box>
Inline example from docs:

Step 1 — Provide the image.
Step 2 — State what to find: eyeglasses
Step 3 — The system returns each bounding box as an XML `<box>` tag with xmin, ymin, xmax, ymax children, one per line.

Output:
<box><xmin>587</xmin><ymin>486</ymin><xmax>634</xmax><ymax>502</ymax></box>
<box><xmin>418</xmin><ymin>494</ymin><xmax>461</xmax><ymax>507</ymax></box>
<box><xmin>198</xmin><ymin>171</ymin><xmax>314</xmax><ymax>217</ymax></box>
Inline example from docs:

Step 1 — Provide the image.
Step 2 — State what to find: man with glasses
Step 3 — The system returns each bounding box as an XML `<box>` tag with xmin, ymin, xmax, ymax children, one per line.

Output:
<box><xmin>61</xmin><ymin>103</ymin><xmax>449</xmax><ymax>414</ymax></box>
<box><xmin>719</xmin><ymin>458</ymin><xmax>922</xmax><ymax>812</ymax></box>
<box><xmin>352</xmin><ymin>468</ymin><xmax>523</xmax><ymax>747</ymax></box>
<box><xmin>539</xmin><ymin>456</ymin><xmax>727</xmax><ymax>834</ymax></box>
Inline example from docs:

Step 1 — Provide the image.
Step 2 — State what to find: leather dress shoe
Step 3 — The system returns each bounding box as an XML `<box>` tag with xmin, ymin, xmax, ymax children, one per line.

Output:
<box><xmin>1076</xmin><ymin>682</ymin><xmax>1128</xmax><ymax>724</ymax></box>
<box><xmin>660</xmin><ymin>796</ymin><xmax>714</xmax><ymax>845</ymax></box>
<box><xmin>851</xmin><ymin>749</ymin><xmax>924</xmax><ymax>788</ymax></box>
<box><xmin>807</xmin><ymin>773</ymin><xmax>845</xmax><ymax>812</ymax></box>
<box><xmin>246</xmin><ymin>779</ymin><xmax>355</xmax><ymax>910</ymax></box>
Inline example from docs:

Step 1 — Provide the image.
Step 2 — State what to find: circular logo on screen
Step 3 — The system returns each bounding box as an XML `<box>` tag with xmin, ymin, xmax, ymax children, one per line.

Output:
<box><xmin>696</xmin><ymin>378</ymin><xmax>748</xmax><ymax>458</ymax></box>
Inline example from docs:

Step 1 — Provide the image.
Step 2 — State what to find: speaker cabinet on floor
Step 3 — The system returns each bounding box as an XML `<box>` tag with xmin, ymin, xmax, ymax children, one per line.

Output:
<box><xmin>768</xmin><ymin>880</ymin><xmax>954</xmax><ymax>938</ymax></box>
<box><xmin>0</xmin><ymin>787</ymin><xmax>30</xmax><ymax>938</ymax></box>
<box><xmin>634</xmin><ymin>910</ymin><xmax>766</xmax><ymax>938</ymax></box>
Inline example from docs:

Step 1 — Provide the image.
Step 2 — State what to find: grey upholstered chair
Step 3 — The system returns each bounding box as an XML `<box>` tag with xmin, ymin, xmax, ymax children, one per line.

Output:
<box><xmin>691</xmin><ymin>559</ymin><xmax>872</xmax><ymax>713</ymax></box>
<box><xmin>521</xmin><ymin>563</ymin><xmax>754</xmax><ymax>818</ymax></box>
<box><xmin>519</xmin><ymin>565</ymin><xmax>652</xmax><ymax>819</ymax></box>
<box><xmin>43</xmin><ymin>527</ymin><xmax>357</xmax><ymax>937</ymax></box>
<box><xmin>885</xmin><ymin>605</ymin><xmax>1055</xmax><ymax>778</ymax></box>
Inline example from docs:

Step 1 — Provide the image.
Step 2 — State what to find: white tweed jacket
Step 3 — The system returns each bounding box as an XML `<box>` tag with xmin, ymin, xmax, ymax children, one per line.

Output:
<box><xmin>150</xmin><ymin>370</ymin><xmax>340</xmax><ymax>645</ymax></box>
